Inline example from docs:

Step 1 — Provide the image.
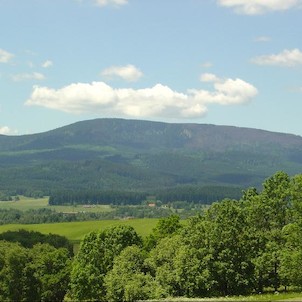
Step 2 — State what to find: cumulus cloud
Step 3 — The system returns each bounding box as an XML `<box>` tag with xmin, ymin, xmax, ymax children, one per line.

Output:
<box><xmin>251</xmin><ymin>48</ymin><xmax>302</xmax><ymax>67</ymax></box>
<box><xmin>191</xmin><ymin>74</ymin><xmax>258</xmax><ymax>106</ymax></box>
<box><xmin>217</xmin><ymin>0</ymin><xmax>302</xmax><ymax>15</ymax></box>
<box><xmin>94</xmin><ymin>0</ymin><xmax>128</xmax><ymax>7</ymax></box>
<box><xmin>11</xmin><ymin>72</ymin><xmax>45</xmax><ymax>82</ymax></box>
<box><xmin>0</xmin><ymin>49</ymin><xmax>14</xmax><ymax>63</ymax></box>
<box><xmin>0</xmin><ymin>126</ymin><xmax>13</xmax><ymax>135</ymax></box>
<box><xmin>42</xmin><ymin>60</ymin><xmax>53</xmax><ymax>68</ymax></box>
<box><xmin>101</xmin><ymin>64</ymin><xmax>143</xmax><ymax>82</ymax></box>
<box><xmin>26</xmin><ymin>82</ymin><xmax>116</xmax><ymax>114</ymax></box>
<box><xmin>25</xmin><ymin>75</ymin><xmax>257</xmax><ymax>119</ymax></box>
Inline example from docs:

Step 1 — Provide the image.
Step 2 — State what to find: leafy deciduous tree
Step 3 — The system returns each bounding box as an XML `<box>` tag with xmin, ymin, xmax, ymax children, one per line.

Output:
<box><xmin>69</xmin><ymin>225</ymin><xmax>142</xmax><ymax>301</ymax></box>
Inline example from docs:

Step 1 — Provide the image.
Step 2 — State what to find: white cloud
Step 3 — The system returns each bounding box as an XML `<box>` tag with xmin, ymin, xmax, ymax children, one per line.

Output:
<box><xmin>26</xmin><ymin>82</ymin><xmax>116</xmax><ymax>114</ymax></box>
<box><xmin>0</xmin><ymin>126</ymin><xmax>10</xmax><ymax>135</ymax></box>
<box><xmin>254</xmin><ymin>36</ymin><xmax>271</xmax><ymax>43</ymax></box>
<box><xmin>25</xmin><ymin>75</ymin><xmax>257</xmax><ymax>119</ymax></box>
<box><xmin>218</xmin><ymin>0</ymin><xmax>302</xmax><ymax>15</ymax></box>
<box><xmin>0</xmin><ymin>126</ymin><xmax>14</xmax><ymax>135</ymax></box>
<box><xmin>94</xmin><ymin>0</ymin><xmax>128</xmax><ymax>7</ymax></box>
<box><xmin>0</xmin><ymin>49</ymin><xmax>14</xmax><ymax>63</ymax></box>
<box><xmin>251</xmin><ymin>48</ymin><xmax>302</xmax><ymax>67</ymax></box>
<box><xmin>200</xmin><ymin>73</ymin><xmax>220</xmax><ymax>83</ymax></box>
<box><xmin>11</xmin><ymin>72</ymin><xmax>46</xmax><ymax>82</ymax></box>
<box><xmin>101</xmin><ymin>64</ymin><xmax>143</xmax><ymax>82</ymax></box>
<box><xmin>42</xmin><ymin>60</ymin><xmax>53</xmax><ymax>68</ymax></box>
<box><xmin>191</xmin><ymin>74</ymin><xmax>258</xmax><ymax>105</ymax></box>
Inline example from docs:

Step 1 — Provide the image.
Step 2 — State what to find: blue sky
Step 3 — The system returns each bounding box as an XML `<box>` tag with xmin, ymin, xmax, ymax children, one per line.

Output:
<box><xmin>1</xmin><ymin>0</ymin><xmax>302</xmax><ymax>136</ymax></box>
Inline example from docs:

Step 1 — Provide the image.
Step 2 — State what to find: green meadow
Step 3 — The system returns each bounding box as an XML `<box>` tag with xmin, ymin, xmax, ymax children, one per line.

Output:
<box><xmin>0</xmin><ymin>196</ymin><xmax>113</xmax><ymax>213</ymax></box>
<box><xmin>0</xmin><ymin>218</ymin><xmax>159</xmax><ymax>242</ymax></box>
<box><xmin>0</xmin><ymin>196</ymin><xmax>159</xmax><ymax>245</ymax></box>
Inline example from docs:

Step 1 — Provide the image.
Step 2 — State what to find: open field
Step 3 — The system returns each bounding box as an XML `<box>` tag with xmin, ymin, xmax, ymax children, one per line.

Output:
<box><xmin>0</xmin><ymin>196</ymin><xmax>113</xmax><ymax>213</ymax></box>
<box><xmin>0</xmin><ymin>218</ymin><xmax>159</xmax><ymax>241</ymax></box>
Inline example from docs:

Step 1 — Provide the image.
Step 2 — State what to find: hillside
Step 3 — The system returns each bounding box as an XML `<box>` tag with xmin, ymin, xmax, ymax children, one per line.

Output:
<box><xmin>1</xmin><ymin>118</ymin><xmax>302</xmax><ymax>198</ymax></box>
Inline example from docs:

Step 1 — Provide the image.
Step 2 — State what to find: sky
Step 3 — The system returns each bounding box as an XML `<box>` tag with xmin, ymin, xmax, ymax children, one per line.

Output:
<box><xmin>0</xmin><ymin>0</ymin><xmax>302</xmax><ymax>136</ymax></box>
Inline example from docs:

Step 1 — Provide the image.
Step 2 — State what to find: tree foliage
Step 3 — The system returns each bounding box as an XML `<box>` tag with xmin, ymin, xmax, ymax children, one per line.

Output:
<box><xmin>0</xmin><ymin>241</ymin><xmax>71</xmax><ymax>302</ymax></box>
<box><xmin>69</xmin><ymin>225</ymin><xmax>142</xmax><ymax>301</ymax></box>
<box><xmin>105</xmin><ymin>245</ymin><xmax>160</xmax><ymax>302</ymax></box>
<box><xmin>0</xmin><ymin>229</ymin><xmax>73</xmax><ymax>255</ymax></box>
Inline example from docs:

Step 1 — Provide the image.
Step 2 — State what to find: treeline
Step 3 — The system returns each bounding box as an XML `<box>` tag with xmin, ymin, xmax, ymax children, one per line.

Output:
<box><xmin>0</xmin><ymin>229</ymin><xmax>73</xmax><ymax>255</ymax></box>
<box><xmin>0</xmin><ymin>202</ymin><xmax>204</xmax><ymax>225</ymax></box>
<box><xmin>156</xmin><ymin>185</ymin><xmax>242</xmax><ymax>203</ymax></box>
<box><xmin>0</xmin><ymin>208</ymin><xmax>78</xmax><ymax>225</ymax></box>
<box><xmin>2</xmin><ymin>171</ymin><xmax>302</xmax><ymax>301</ymax></box>
<box><xmin>48</xmin><ymin>185</ymin><xmax>242</xmax><ymax>206</ymax></box>
<box><xmin>0</xmin><ymin>192</ymin><xmax>12</xmax><ymax>201</ymax></box>
<box><xmin>49</xmin><ymin>190</ymin><xmax>147</xmax><ymax>205</ymax></box>
<box><xmin>0</xmin><ymin>185</ymin><xmax>50</xmax><ymax>199</ymax></box>
<box><xmin>0</xmin><ymin>206</ymin><xmax>177</xmax><ymax>225</ymax></box>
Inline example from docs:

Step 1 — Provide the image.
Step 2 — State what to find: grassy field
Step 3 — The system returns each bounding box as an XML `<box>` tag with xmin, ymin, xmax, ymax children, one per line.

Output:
<box><xmin>0</xmin><ymin>196</ymin><xmax>113</xmax><ymax>213</ymax></box>
<box><xmin>145</xmin><ymin>291</ymin><xmax>302</xmax><ymax>301</ymax></box>
<box><xmin>0</xmin><ymin>196</ymin><xmax>159</xmax><ymax>247</ymax></box>
<box><xmin>0</xmin><ymin>218</ymin><xmax>159</xmax><ymax>241</ymax></box>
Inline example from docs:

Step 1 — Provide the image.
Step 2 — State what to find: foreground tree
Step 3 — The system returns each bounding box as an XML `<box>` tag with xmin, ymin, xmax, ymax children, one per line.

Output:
<box><xmin>69</xmin><ymin>225</ymin><xmax>142</xmax><ymax>301</ymax></box>
<box><xmin>243</xmin><ymin>172</ymin><xmax>293</xmax><ymax>292</ymax></box>
<box><xmin>31</xmin><ymin>244</ymin><xmax>71</xmax><ymax>301</ymax></box>
<box><xmin>204</xmin><ymin>199</ymin><xmax>255</xmax><ymax>295</ymax></box>
<box><xmin>144</xmin><ymin>214</ymin><xmax>182</xmax><ymax>251</ymax></box>
<box><xmin>105</xmin><ymin>245</ymin><xmax>160</xmax><ymax>302</ymax></box>
<box><xmin>0</xmin><ymin>241</ymin><xmax>71</xmax><ymax>301</ymax></box>
<box><xmin>0</xmin><ymin>241</ymin><xmax>35</xmax><ymax>301</ymax></box>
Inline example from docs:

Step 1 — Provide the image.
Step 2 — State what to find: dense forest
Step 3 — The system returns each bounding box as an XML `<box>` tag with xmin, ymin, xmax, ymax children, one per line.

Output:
<box><xmin>48</xmin><ymin>185</ymin><xmax>242</xmax><ymax>206</ymax></box>
<box><xmin>1</xmin><ymin>171</ymin><xmax>302</xmax><ymax>301</ymax></box>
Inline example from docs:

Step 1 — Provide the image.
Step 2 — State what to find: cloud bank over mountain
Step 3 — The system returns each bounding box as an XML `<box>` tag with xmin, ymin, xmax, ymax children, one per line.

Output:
<box><xmin>26</xmin><ymin>74</ymin><xmax>257</xmax><ymax>120</ymax></box>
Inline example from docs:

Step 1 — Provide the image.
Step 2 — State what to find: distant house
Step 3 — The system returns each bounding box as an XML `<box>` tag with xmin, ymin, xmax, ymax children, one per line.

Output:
<box><xmin>148</xmin><ymin>203</ymin><xmax>156</xmax><ymax>207</ymax></box>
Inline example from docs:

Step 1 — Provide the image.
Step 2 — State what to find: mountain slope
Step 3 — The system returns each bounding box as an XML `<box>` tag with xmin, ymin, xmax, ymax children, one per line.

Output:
<box><xmin>1</xmin><ymin>118</ymin><xmax>302</xmax><ymax>196</ymax></box>
<box><xmin>1</xmin><ymin>118</ymin><xmax>302</xmax><ymax>152</ymax></box>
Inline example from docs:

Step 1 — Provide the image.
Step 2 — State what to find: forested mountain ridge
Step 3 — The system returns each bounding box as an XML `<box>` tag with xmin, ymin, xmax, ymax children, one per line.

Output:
<box><xmin>1</xmin><ymin>118</ymin><xmax>302</xmax><ymax>152</ymax></box>
<box><xmin>1</xmin><ymin>118</ymin><xmax>302</xmax><ymax>197</ymax></box>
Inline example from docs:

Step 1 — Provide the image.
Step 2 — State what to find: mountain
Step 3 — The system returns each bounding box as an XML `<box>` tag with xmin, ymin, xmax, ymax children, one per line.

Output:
<box><xmin>1</xmin><ymin>118</ymin><xmax>302</xmax><ymax>198</ymax></box>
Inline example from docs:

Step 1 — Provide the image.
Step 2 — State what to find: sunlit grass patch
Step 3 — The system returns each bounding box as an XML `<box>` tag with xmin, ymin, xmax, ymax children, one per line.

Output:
<box><xmin>0</xmin><ymin>196</ymin><xmax>113</xmax><ymax>213</ymax></box>
<box><xmin>143</xmin><ymin>291</ymin><xmax>302</xmax><ymax>302</ymax></box>
<box><xmin>0</xmin><ymin>218</ymin><xmax>159</xmax><ymax>241</ymax></box>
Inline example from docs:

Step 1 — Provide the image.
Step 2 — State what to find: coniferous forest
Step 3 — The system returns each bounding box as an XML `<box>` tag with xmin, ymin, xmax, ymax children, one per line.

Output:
<box><xmin>1</xmin><ymin>171</ymin><xmax>302</xmax><ymax>301</ymax></box>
